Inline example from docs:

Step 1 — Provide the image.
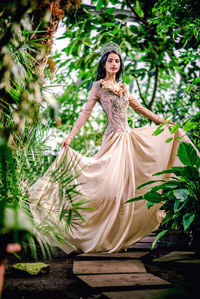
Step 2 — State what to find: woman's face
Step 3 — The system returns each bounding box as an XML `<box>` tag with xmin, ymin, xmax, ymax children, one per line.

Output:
<box><xmin>104</xmin><ymin>52</ymin><xmax>120</xmax><ymax>75</ymax></box>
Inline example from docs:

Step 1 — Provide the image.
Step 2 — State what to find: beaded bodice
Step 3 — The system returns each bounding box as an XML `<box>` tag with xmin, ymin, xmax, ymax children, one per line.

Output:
<box><xmin>67</xmin><ymin>80</ymin><xmax>164</xmax><ymax>143</ymax></box>
<box><xmin>98</xmin><ymin>85</ymin><xmax>130</xmax><ymax>137</ymax></box>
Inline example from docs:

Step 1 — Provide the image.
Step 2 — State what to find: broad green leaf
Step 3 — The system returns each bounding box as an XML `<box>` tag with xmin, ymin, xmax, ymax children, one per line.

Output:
<box><xmin>153</xmin><ymin>166</ymin><xmax>184</xmax><ymax>176</ymax></box>
<box><xmin>165</xmin><ymin>137</ymin><xmax>173</xmax><ymax>143</ymax></box>
<box><xmin>102</xmin><ymin>22</ymin><xmax>115</xmax><ymax>27</ymax></box>
<box><xmin>172</xmin><ymin>218</ymin><xmax>179</xmax><ymax>229</ymax></box>
<box><xmin>125</xmin><ymin>195</ymin><xmax>143</xmax><ymax>203</ymax></box>
<box><xmin>178</xmin><ymin>141</ymin><xmax>197</xmax><ymax>166</ymax></box>
<box><xmin>152</xmin><ymin>230</ymin><xmax>168</xmax><ymax>249</ymax></box>
<box><xmin>170</xmin><ymin>123</ymin><xmax>181</xmax><ymax>133</ymax></box>
<box><xmin>146</xmin><ymin>201</ymin><xmax>156</xmax><ymax>208</ymax></box>
<box><xmin>184</xmin><ymin>122</ymin><xmax>196</xmax><ymax>131</ymax></box>
<box><xmin>96</xmin><ymin>0</ymin><xmax>103</xmax><ymax>10</ymax></box>
<box><xmin>173</xmin><ymin>189</ymin><xmax>189</xmax><ymax>212</ymax></box>
<box><xmin>183</xmin><ymin>213</ymin><xmax>195</xmax><ymax>231</ymax></box>
<box><xmin>130</xmin><ymin>25</ymin><xmax>139</xmax><ymax>33</ymax></box>
<box><xmin>174</xmin><ymin>200</ymin><xmax>186</xmax><ymax>213</ymax></box>
<box><xmin>181</xmin><ymin>166</ymin><xmax>199</xmax><ymax>181</ymax></box>
<box><xmin>137</xmin><ymin>180</ymin><xmax>165</xmax><ymax>190</ymax></box>
<box><xmin>186</xmin><ymin>84</ymin><xmax>192</xmax><ymax>93</ymax></box>
<box><xmin>144</xmin><ymin>191</ymin><xmax>162</xmax><ymax>203</ymax></box>
<box><xmin>173</xmin><ymin>189</ymin><xmax>189</xmax><ymax>201</ymax></box>
<box><xmin>124</xmin><ymin>76</ymin><xmax>131</xmax><ymax>84</ymax></box>
<box><xmin>151</xmin><ymin>180</ymin><xmax>181</xmax><ymax>192</ymax></box>
<box><xmin>193</xmin><ymin>77</ymin><xmax>200</xmax><ymax>84</ymax></box>
<box><xmin>116</xmin><ymin>14</ymin><xmax>129</xmax><ymax>21</ymax></box>
<box><xmin>152</xmin><ymin>127</ymin><xmax>165</xmax><ymax>136</ymax></box>
<box><xmin>196</xmin><ymin>156</ymin><xmax>200</xmax><ymax>168</ymax></box>
<box><xmin>105</xmin><ymin>8</ymin><xmax>115</xmax><ymax>14</ymax></box>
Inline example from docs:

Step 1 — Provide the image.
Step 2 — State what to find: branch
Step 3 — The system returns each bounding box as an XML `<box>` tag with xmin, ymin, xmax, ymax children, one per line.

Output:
<box><xmin>145</xmin><ymin>73</ymin><xmax>151</xmax><ymax>98</ymax></box>
<box><xmin>126</xmin><ymin>0</ymin><xmax>148</xmax><ymax>25</ymax></box>
<box><xmin>148</xmin><ymin>66</ymin><xmax>159</xmax><ymax>109</ymax></box>
<box><xmin>135</xmin><ymin>79</ymin><xmax>148</xmax><ymax>107</ymax></box>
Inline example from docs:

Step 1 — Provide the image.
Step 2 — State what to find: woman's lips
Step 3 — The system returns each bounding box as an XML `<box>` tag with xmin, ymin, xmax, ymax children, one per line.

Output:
<box><xmin>111</xmin><ymin>68</ymin><xmax>116</xmax><ymax>70</ymax></box>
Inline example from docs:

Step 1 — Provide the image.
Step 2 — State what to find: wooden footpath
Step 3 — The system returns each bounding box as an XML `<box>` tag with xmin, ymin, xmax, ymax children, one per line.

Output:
<box><xmin>73</xmin><ymin>233</ymin><xmax>173</xmax><ymax>299</ymax></box>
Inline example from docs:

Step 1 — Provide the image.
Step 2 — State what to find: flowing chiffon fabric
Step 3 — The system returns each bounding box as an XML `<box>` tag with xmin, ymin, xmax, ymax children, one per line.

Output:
<box><xmin>29</xmin><ymin>126</ymin><xmax>192</xmax><ymax>253</ymax></box>
<box><xmin>28</xmin><ymin>80</ymin><xmax>198</xmax><ymax>253</ymax></box>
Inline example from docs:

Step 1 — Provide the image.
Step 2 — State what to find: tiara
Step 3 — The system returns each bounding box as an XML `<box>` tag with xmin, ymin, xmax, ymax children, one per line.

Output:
<box><xmin>100</xmin><ymin>41</ymin><xmax>122</xmax><ymax>57</ymax></box>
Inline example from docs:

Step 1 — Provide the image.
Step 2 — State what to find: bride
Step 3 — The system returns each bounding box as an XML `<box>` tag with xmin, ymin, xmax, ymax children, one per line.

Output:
<box><xmin>28</xmin><ymin>42</ymin><xmax>194</xmax><ymax>253</ymax></box>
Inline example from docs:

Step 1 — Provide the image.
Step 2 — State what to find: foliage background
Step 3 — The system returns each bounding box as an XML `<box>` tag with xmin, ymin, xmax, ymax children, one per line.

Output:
<box><xmin>45</xmin><ymin>0</ymin><xmax>200</xmax><ymax>154</ymax></box>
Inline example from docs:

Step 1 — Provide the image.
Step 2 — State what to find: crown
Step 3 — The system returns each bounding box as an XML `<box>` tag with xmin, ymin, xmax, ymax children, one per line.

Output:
<box><xmin>100</xmin><ymin>41</ymin><xmax>122</xmax><ymax>57</ymax></box>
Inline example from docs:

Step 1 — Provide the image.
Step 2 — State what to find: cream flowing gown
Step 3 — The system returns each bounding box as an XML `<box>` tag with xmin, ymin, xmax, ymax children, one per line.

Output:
<box><xmin>28</xmin><ymin>79</ymin><xmax>194</xmax><ymax>254</ymax></box>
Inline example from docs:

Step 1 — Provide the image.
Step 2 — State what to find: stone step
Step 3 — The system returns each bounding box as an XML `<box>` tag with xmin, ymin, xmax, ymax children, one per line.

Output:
<box><xmin>77</xmin><ymin>273</ymin><xmax>171</xmax><ymax>290</ymax></box>
<box><xmin>73</xmin><ymin>259</ymin><xmax>146</xmax><ymax>275</ymax></box>
<box><xmin>76</xmin><ymin>251</ymin><xmax>149</xmax><ymax>260</ymax></box>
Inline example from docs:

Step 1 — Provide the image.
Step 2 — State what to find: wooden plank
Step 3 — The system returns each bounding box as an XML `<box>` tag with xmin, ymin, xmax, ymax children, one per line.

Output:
<box><xmin>103</xmin><ymin>289</ymin><xmax>173</xmax><ymax>299</ymax></box>
<box><xmin>130</xmin><ymin>243</ymin><xmax>153</xmax><ymax>250</ymax></box>
<box><xmin>137</xmin><ymin>236</ymin><xmax>156</xmax><ymax>243</ymax></box>
<box><xmin>73</xmin><ymin>260</ymin><xmax>146</xmax><ymax>275</ymax></box>
<box><xmin>77</xmin><ymin>273</ymin><xmax>171</xmax><ymax>289</ymax></box>
<box><xmin>149</xmin><ymin>232</ymin><xmax>157</xmax><ymax>236</ymax></box>
<box><xmin>77</xmin><ymin>251</ymin><xmax>149</xmax><ymax>260</ymax></box>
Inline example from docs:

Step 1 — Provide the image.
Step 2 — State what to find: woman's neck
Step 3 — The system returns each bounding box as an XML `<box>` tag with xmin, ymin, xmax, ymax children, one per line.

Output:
<box><xmin>104</xmin><ymin>73</ymin><xmax>117</xmax><ymax>83</ymax></box>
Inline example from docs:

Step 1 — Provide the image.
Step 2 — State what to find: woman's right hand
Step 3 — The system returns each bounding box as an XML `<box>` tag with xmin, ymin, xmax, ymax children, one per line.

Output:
<box><xmin>61</xmin><ymin>137</ymin><xmax>71</xmax><ymax>149</ymax></box>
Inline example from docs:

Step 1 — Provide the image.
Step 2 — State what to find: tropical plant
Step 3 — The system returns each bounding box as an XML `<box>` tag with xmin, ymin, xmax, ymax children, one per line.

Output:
<box><xmin>0</xmin><ymin>1</ymin><xmax>54</xmax><ymax>259</ymax></box>
<box><xmin>0</xmin><ymin>135</ymin><xmax>34</xmax><ymax>261</ymax></box>
<box><xmin>126</xmin><ymin>141</ymin><xmax>200</xmax><ymax>251</ymax></box>
<box><xmin>0</xmin><ymin>122</ymin><xmax>91</xmax><ymax>260</ymax></box>
<box><xmin>0</xmin><ymin>0</ymin><xmax>86</xmax><ymax>260</ymax></box>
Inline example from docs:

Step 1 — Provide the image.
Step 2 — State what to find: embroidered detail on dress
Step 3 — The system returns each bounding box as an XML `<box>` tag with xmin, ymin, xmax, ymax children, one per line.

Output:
<box><xmin>98</xmin><ymin>82</ymin><xmax>130</xmax><ymax>137</ymax></box>
<box><xmin>99</xmin><ymin>79</ymin><xmax>128</xmax><ymax>97</ymax></box>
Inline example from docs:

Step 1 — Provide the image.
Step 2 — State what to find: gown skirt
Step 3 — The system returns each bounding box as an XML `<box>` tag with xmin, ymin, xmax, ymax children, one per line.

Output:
<box><xmin>28</xmin><ymin>126</ymin><xmax>192</xmax><ymax>253</ymax></box>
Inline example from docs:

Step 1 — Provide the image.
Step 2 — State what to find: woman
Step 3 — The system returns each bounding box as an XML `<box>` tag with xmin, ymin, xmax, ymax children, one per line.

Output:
<box><xmin>29</xmin><ymin>42</ymin><xmax>192</xmax><ymax>254</ymax></box>
<box><xmin>0</xmin><ymin>244</ymin><xmax>21</xmax><ymax>298</ymax></box>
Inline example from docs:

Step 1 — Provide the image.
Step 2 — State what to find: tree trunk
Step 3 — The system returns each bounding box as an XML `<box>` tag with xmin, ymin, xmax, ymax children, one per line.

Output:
<box><xmin>31</xmin><ymin>0</ymin><xmax>81</xmax><ymax>80</ymax></box>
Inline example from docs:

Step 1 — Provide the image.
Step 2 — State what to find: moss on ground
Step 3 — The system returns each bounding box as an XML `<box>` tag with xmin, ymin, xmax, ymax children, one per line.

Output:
<box><xmin>13</xmin><ymin>262</ymin><xmax>49</xmax><ymax>275</ymax></box>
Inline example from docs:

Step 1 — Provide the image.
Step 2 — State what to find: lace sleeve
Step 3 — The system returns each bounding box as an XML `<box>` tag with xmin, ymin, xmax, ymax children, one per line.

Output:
<box><xmin>67</xmin><ymin>82</ymin><xmax>100</xmax><ymax>142</ymax></box>
<box><xmin>128</xmin><ymin>91</ymin><xmax>164</xmax><ymax>124</ymax></box>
